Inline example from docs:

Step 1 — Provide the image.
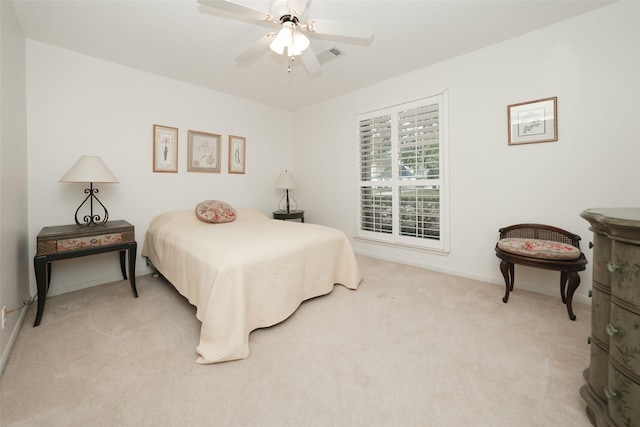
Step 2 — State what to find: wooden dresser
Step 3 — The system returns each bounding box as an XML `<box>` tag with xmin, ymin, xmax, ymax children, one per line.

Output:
<box><xmin>580</xmin><ymin>208</ymin><xmax>640</xmax><ymax>427</ymax></box>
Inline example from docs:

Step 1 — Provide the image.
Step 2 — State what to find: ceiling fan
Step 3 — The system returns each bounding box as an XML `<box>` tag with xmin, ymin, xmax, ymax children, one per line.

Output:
<box><xmin>197</xmin><ymin>0</ymin><xmax>374</xmax><ymax>74</ymax></box>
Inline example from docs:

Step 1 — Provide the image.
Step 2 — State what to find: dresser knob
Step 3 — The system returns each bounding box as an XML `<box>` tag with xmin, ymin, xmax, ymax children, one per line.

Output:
<box><xmin>587</xmin><ymin>336</ymin><xmax>591</xmax><ymax>344</ymax></box>
<box><xmin>588</xmin><ymin>290</ymin><xmax>592</xmax><ymax>298</ymax></box>
<box><xmin>606</xmin><ymin>324</ymin><xmax>619</xmax><ymax>336</ymax></box>
<box><xmin>607</xmin><ymin>262</ymin><xmax>620</xmax><ymax>273</ymax></box>
<box><xmin>589</xmin><ymin>241</ymin><xmax>593</xmax><ymax>249</ymax></box>
<box><xmin>604</xmin><ymin>387</ymin><xmax>617</xmax><ymax>399</ymax></box>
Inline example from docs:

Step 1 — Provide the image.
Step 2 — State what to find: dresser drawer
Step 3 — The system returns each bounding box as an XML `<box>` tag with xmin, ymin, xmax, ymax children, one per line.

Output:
<box><xmin>608</xmin><ymin>302</ymin><xmax>640</xmax><ymax>376</ymax></box>
<box><xmin>58</xmin><ymin>232</ymin><xmax>123</xmax><ymax>251</ymax></box>
<box><xmin>607</xmin><ymin>361</ymin><xmax>640</xmax><ymax>427</ymax></box>
<box><xmin>593</xmin><ymin>232</ymin><xmax>612</xmax><ymax>288</ymax></box>
<box><xmin>610</xmin><ymin>241</ymin><xmax>640</xmax><ymax>307</ymax></box>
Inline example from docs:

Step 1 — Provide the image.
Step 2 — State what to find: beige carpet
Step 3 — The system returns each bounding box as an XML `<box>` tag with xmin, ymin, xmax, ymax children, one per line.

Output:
<box><xmin>0</xmin><ymin>255</ymin><xmax>592</xmax><ymax>426</ymax></box>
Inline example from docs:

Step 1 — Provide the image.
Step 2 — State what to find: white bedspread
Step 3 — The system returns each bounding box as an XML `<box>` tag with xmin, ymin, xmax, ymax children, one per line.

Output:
<box><xmin>142</xmin><ymin>208</ymin><xmax>362</xmax><ymax>363</ymax></box>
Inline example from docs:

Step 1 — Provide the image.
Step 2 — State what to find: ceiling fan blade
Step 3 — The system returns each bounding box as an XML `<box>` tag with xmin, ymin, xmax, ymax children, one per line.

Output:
<box><xmin>299</xmin><ymin>48</ymin><xmax>321</xmax><ymax>75</ymax></box>
<box><xmin>306</xmin><ymin>19</ymin><xmax>374</xmax><ymax>40</ymax></box>
<box><xmin>234</xmin><ymin>33</ymin><xmax>275</xmax><ymax>63</ymax></box>
<box><xmin>197</xmin><ymin>0</ymin><xmax>273</xmax><ymax>22</ymax></box>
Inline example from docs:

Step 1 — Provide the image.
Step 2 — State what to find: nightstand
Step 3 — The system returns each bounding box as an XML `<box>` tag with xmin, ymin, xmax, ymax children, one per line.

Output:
<box><xmin>33</xmin><ymin>220</ymin><xmax>138</xmax><ymax>326</ymax></box>
<box><xmin>273</xmin><ymin>210</ymin><xmax>305</xmax><ymax>222</ymax></box>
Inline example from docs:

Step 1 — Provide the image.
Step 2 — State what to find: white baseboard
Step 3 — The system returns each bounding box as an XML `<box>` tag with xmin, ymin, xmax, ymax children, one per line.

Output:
<box><xmin>353</xmin><ymin>249</ymin><xmax>592</xmax><ymax>307</ymax></box>
<box><xmin>0</xmin><ymin>304</ymin><xmax>29</xmax><ymax>379</ymax></box>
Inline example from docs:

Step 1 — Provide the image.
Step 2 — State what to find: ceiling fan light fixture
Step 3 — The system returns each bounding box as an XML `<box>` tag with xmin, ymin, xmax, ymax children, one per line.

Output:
<box><xmin>269</xmin><ymin>25</ymin><xmax>290</xmax><ymax>54</ymax></box>
<box><xmin>198</xmin><ymin>0</ymin><xmax>374</xmax><ymax>75</ymax></box>
<box><xmin>290</xmin><ymin>30</ymin><xmax>309</xmax><ymax>56</ymax></box>
<box><xmin>269</xmin><ymin>21</ymin><xmax>309</xmax><ymax>57</ymax></box>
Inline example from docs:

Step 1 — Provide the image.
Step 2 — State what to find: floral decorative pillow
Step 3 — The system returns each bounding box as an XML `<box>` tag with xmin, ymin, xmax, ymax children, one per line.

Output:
<box><xmin>498</xmin><ymin>238</ymin><xmax>580</xmax><ymax>260</ymax></box>
<box><xmin>195</xmin><ymin>200</ymin><xmax>237</xmax><ymax>224</ymax></box>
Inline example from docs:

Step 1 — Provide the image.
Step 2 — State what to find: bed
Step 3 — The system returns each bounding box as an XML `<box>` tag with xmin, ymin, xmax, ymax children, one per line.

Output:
<box><xmin>141</xmin><ymin>207</ymin><xmax>362</xmax><ymax>364</ymax></box>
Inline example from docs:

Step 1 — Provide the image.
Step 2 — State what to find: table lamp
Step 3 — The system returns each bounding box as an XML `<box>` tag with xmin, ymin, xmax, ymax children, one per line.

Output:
<box><xmin>276</xmin><ymin>170</ymin><xmax>297</xmax><ymax>213</ymax></box>
<box><xmin>59</xmin><ymin>156</ymin><xmax>119</xmax><ymax>226</ymax></box>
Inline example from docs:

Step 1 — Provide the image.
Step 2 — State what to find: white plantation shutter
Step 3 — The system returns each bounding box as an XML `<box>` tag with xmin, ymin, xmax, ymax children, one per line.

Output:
<box><xmin>397</xmin><ymin>104</ymin><xmax>440</xmax><ymax>180</ymax></box>
<box><xmin>359</xmin><ymin>114</ymin><xmax>393</xmax><ymax>234</ymax></box>
<box><xmin>359</xmin><ymin>114</ymin><xmax>392</xmax><ymax>182</ymax></box>
<box><xmin>357</xmin><ymin>93</ymin><xmax>448</xmax><ymax>252</ymax></box>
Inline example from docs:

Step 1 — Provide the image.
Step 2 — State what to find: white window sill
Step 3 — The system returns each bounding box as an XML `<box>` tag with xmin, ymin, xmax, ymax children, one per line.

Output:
<box><xmin>354</xmin><ymin>236</ymin><xmax>450</xmax><ymax>256</ymax></box>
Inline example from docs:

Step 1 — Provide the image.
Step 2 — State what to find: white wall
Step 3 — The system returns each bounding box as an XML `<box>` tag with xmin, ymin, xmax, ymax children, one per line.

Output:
<box><xmin>26</xmin><ymin>41</ymin><xmax>294</xmax><ymax>296</ymax></box>
<box><xmin>23</xmin><ymin>1</ymin><xmax>640</xmax><ymax>307</ymax></box>
<box><xmin>292</xmin><ymin>1</ymin><xmax>640</xmax><ymax>305</ymax></box>
<box><xmin>0</xmin><ymin>0</ymin><xmax>30</xmax><ymax>373</ymax></box>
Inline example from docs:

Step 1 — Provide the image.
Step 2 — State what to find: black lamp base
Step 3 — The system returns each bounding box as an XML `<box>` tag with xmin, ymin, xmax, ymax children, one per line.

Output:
<box><xmin>74</xmin><ymin>183</ymin><xmax>109</xmax><ymax>227</ymax></box>
<box><xmin>278</xmin><ymin>189</ymin><xmax>297</xmax><ymax>214</ymax></box>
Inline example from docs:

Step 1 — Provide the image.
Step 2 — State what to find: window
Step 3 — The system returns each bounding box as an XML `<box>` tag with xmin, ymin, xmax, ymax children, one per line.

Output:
<box><xmin>356</xmin><ymin>93</ymin><xmax>448</xmax><ymax>252</ymax></box>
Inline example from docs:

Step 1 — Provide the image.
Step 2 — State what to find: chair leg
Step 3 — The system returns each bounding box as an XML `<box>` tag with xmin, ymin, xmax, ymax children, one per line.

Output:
<box><xmin>560</xmin><ymin>271</ymin><xmax>568</xmax><ymax>304</ymax></box>
<box><xmin>565</xmin><ymin>271</ymin><xmax>580</xmax><ymax>321</ymax></box>
<box><xmin>508</xmin><ymin>263</ymin><xmax>514</xmax><ymax>291</ymax></box>
<box><xmin>500</xmin><ymin>260</ymin><xmax>514</xmax><ymax>303</ymax></box>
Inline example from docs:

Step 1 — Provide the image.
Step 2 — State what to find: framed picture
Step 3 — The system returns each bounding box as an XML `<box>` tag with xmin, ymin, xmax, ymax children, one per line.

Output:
<box><xmin>187</xmin><ymin>130</ymin><xmax>221</xmax><ymax>173</ymax></box>
<box><xmin>153</xmin><ymin>124</ymin><xmax>178</xmax><ymax>172</ymax></box>
<box><xmin>228</xmin><ymin>135</ymin><xmax>246</xmax><ymax>174</ymax></box>
<box><xmin>507</xmin><ymin>97</ymin><xmax>557</xmax><ymax>145</ymax></box>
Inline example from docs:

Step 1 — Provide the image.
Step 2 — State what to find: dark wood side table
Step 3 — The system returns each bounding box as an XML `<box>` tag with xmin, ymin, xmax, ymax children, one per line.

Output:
<box><xmin>273</xmin><ymin>210</ymin><xmax>304</xmax><ymax>222</ymax></box>
<box><xmin>33</xmin><ymin>220</ymin><xmax>138</xmax><ymax>327</ymax></box>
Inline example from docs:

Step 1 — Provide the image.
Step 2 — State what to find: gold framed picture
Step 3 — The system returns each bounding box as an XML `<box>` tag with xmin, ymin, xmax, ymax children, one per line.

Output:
<box><xmin>153</xmin><ymin>124</ymin><xmax>178</xmax><ymax>172</ymax></box>
<box><xmin>507</xmin><ymin>97</ymin><xmax>557</xmax><ymax>145</ymax></box>
<box><xmin>228</xmin><ymin>135</ymin><xmax>246</xmax><ymax>174</ymax></box>
<box><xmin>187</xmin><ymin>130</ymin><xmax>221</xmax><ymax>173</ymax></box>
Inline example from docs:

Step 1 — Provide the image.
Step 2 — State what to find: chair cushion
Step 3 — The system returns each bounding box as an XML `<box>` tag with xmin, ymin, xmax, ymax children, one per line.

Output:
<box><xmin>497</xmin><ymin>238</ymin><xmax>581</xmax><ymax>260</ymax></box>
<box><xmin>195</xmin><ymin>200</ymin><xmax>237</xmax><ymax>223</ymax></box>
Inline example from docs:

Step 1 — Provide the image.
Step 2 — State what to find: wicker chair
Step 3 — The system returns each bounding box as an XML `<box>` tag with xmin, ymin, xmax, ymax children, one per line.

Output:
<box><xmin>495</xmin><ymin>224</ymin><xmax>588</xmax><ymax>320</ymax></box>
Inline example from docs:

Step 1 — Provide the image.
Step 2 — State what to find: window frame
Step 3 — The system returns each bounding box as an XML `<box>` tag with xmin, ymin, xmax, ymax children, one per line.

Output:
<box><xmin>355</xmin><ymin>93</ymin><xmax>449</xmax><ymax>254</ymax></box>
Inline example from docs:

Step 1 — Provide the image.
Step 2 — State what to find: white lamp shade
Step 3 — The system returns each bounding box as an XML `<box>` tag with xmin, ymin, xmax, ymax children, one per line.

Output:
<box><xmin>269</xmin><ymin>25</ymin><xmax>291</xmax><ymax>55</ymax></box>
<box><xmin>276</xmin><ymin>171</ymin><xmax>296</xmax><ymax>189</ymax></box>
<box><xmin>290</xmin><ymin>30</ymin><xmax>310</xmax><ymax>56</ymax></box>
<box><xmin>59</xmin><ymin>156</ymin><xmax>119</xmax><ymax>183</ymax></box>
<box><xmin>269</xmin><ymin>22</ymin><xmax>309</xmax><ymax>56</ymax></box>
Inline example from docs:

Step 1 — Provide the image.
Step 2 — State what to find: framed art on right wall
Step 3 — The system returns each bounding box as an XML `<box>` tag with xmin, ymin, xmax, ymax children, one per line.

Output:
<box><xmin>507</xmin><ymin>97</ymin><xmax>557</xmax><ymax>145</ymax></box>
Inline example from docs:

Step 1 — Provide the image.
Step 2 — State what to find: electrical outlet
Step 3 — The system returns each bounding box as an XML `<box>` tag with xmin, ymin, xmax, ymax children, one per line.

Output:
<box><xmin>1</xmin><ymin>306</ymin><xmax>6</xmax><ymax>329</ymax></box>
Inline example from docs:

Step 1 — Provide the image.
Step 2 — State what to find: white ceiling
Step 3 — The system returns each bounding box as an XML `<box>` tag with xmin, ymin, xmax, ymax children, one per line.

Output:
<box><xmin>13</xmin><ymin>0</ymin><xmax>615</xmax><ymax>111</ymax></box>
